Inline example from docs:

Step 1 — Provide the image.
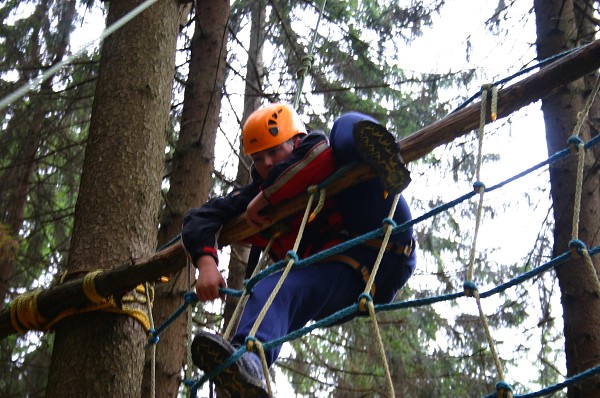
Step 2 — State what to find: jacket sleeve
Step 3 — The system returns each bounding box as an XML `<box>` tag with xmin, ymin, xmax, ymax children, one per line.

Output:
<box><xmin>261</xmin><ymin>132</ymin><xmax>337</xmax><ymax>205</ymax></box>
<box><xmin>181</xmin><ymin>182</ymin><xmax>259</xmax><ymax>266</ymax></box>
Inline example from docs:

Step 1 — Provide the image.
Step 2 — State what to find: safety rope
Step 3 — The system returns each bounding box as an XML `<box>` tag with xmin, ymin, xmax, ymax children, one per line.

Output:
<box><xmin>567</xmin><ymin>75</ymin><xmax>600</xmax><ymax>293</ymax></box>
<box><xmin>465</xmin><ymin>84</ymin><xmax>510</xmax><ymax>393</ymax></box>
<box><xmin>0</xmin><ymin>0</ymin><xmax>161</xmax><ymax>112</ymax></box>
<box><xmin>358</xmin><ymin>193</ymin><xmax>402</xmax><ymax>398</ymax></box>
<box><xmin>292</xmin><ymin>0</ymin><xmax>327</xmax><ymax>108</ymax></box>
<box><xmin>223</xmin><ymin>236</ymin><xmax>277</xmax><ymax>341</ymax></box>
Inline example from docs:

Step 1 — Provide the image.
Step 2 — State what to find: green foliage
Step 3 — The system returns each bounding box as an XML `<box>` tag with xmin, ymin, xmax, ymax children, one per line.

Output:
<box><xmin>0</xmin><ymin>1</ymin><xmax>98</xmax><ymax>396</ymax></box>
<box><xmin>0</xmin><ymin>333</ymin><xmax>53</xmax><ymax>397</ymax></box>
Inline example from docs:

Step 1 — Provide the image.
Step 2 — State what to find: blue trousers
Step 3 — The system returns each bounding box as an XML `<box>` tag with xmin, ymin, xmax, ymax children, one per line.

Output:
<box><xmin>231</xmin><ymin>112</ymin><xmax>416</xmax><ymax>366</ymax></box>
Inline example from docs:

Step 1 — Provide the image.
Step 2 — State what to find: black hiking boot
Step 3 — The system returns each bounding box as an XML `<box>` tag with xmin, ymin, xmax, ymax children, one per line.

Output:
<box><xmin>191</xmin><ymin>331</ymin><xmax>269</xmax><ymax>398</ymax></box>
<box><xmin>352</xmin><ymin>120</ymin><xmax>411</xmax><ymax>195</ymax></box>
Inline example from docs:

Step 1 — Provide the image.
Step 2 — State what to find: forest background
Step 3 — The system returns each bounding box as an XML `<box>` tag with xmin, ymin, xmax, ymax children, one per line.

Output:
<box><xmin>1</xmin><ymin>0</ymin><xmax>599</xmax><ymax>397</ymax></box>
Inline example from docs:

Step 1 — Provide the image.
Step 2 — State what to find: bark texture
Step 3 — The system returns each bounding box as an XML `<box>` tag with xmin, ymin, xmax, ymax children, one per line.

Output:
<box><xmin>534</xmin><ymin>1</ymin><xmax>600</xmax><ymax>396</ymax></box>
<box><xmin>46</xmin><ymin>1</ymin><xmax>182</xmax><ymax>396</ymax></box>
<box><xmin>141</xmin><ymin>1</ymin><xmax>231</xmax><ymax>396</ymax></box>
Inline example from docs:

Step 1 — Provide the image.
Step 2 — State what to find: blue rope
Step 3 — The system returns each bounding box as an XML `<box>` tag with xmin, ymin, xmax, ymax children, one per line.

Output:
<box><xmin>147</xmin><ymin>292</ymin><xmax>197</xmax><ymax>344</ymax></box>
<box><xmin>482</xmin><ymin>362</ymin><xmax>600</xmax><ymax>398</ymax></box>
<box><xmin>451</xmin><ymin>46</ymin><xmax>581</xmax><ymax>114</ymax></box>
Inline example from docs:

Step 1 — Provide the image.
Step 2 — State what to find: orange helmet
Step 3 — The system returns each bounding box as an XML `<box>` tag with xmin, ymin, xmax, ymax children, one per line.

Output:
<box><xmin>242</xmin><ymin>103</ymin><xmax>307</xmax><ymax>155</ymax></box>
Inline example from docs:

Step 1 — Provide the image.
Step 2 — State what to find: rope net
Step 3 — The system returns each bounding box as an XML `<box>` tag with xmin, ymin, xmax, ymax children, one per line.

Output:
<box><xmin>143</xmin><ymin>80</ymin><xmax>600</xmax><ymax>396</ymax></box>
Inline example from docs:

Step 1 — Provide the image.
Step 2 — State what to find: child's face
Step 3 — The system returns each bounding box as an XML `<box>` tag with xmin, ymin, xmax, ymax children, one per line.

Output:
<box><xmin>251</xmin><ymin>141</ymin><xmax>294</xmax><ymax>180</ymax></box>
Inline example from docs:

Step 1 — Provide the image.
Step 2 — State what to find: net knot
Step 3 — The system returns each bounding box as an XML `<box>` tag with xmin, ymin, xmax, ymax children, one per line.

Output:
<box><xmin>567</xmin><ymin>135</ymin><xmax>584</xmax><ymax>153</ymax></box>
<box><xmin>358</xmin><ymin>293</ymin><xmax>373</xmax><ymax>312</ymax></box>
<box><xmin>473</xmin><ymin>181</ymin><xmax>486</xmax><ymax>193</ymax></box>
<box><xmin>286</xmin><ymin>250</ymin><xmax>299</xmax><ymax>264</ymax></box>
<box><xmin>184</xmin><ymin>291</ymin><xmax>198</xmax><ymax>305</ymax></box>
<box><xmin>245</xmin><ymin>336</ymin><xmax>259</xmax><ymax>352</ymax></box>
<box><xmin>463</xmin><ymin>281</ymin><xmax>478</xmax><ymax>297</ymax></box>
<box><xmin>496</xmin><ymin>381</ymin><xmax>513</xmax><ymax>398</ymax></box>
<box><xmin>148</xmin><ymin>329</ymin><xmax>159</xmax><ymax>344</ymax></box>
<box><xmin>568</xmin><ymin>239</ymin><xmax>587</xmax><ymax>258</ymax></box>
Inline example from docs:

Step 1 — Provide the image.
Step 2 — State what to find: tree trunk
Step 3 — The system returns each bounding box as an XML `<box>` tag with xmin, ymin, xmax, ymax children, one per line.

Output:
<box><xmin>141</xmin><ymin>1</ymin><xmax>230</xmax><ymax>396</ymax></box>
<box><xmin>534</xmin><ymin>1</ymin><xmax>600</xmax><ymax>396</ymax></box>
<box><xmin>222</xmin><ymin>0</ymin><xmax>266</xmax><ymax>336</ymax></box>
<box><xmin>46</xmin><ymin>1</ymin><xmax>182</xmax><ymax>396</ymax></box>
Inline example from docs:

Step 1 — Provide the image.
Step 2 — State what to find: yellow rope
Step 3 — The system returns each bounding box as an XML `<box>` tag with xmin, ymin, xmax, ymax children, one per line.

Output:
<box><xmin>145</xmin><ymin>281</ymin><xmax>156</xmax><ymax>398</ymax></box>
<box><xmin>250</xmin><ymin>339</ymin><xmax>274</xmax><ymax>397</ymax></box>
<box><xmin>568</xmin><ymin>76</ymin><xmax>600</xmax><ymax>293</ymax></box>
<box><xmin>367</xmin><ymin>300</ymin><xmax>395</xmax><ymax>398</ymax></box>
<box><xmin>9</xmin><ymin>270</ymin><xmax>152</xmax><ymax>335</ymax></box>
<box><xmin>10</xmin><ymin>289</ymin><xmax>46</xmax><ymax>333</ymax></box>
<box><xmin>185</xmin><ymin>260</ymin><xmax>194</xmax><ymax>389</ymax></box>
<box><xmin>308</xmin><ymin>187</ymin><xmax>326</xmax><ymax>223</ymax></box>
<box><xmin>474</xmin><ymin>290</ymin><xmax>505</xmax><ymax>381</ymax></box>
<box><xmin>238</xmin><ymin>187</ymin><xmax>320</xmax><ymax>384</ymax></box>
<box><xmin>82</xmin><ymin>269</ymin><xmax>110</xmax><ymax>304</ymax></box>
<box><xmin>491</xmin><ymin>85</ymin><xmax>499</xmax><ymax>121</ymax></box>
<box><xmin>355</xmin><ymin>192</ymin><xmax>402</xmax><ymax>397</ymax></box>
<box><xmin>249</xmin><ymin>189</ymin><xmax>317</xmax><ymax>337</ymax></box>
<box><xmin>466</xmin><ymin>85</ymin><xmax>488</xmax><ymax>282</ymax></box>
<box><xmin>571</xmin><ymin>144</ymin><xmax>585</xmax><ymax>240</ymax></box>
<box><xmin>363</xmin><ymin>193</ymin><xmax>401</xmax><ymax>296</ymax></box>
<box><xmin>223</xmin><ymin>236</ymin><xmax>276</xmax><ymax>340</ymax></box>
<box><xmin>464</xmin><ymin>85</ymin><xmax>508</xmax><ymax>390</ymax></box>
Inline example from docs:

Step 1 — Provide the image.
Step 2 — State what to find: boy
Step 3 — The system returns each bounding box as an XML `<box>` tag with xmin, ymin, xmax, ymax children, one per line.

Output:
<box><xmin>182</xmin><ymin>103</ymin><xmax>416</xmax><ymax>397</ymax></box>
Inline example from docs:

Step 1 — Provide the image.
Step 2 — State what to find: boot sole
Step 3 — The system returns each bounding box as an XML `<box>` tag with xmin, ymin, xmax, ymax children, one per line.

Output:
<box><xmin>191</xmin><ymin>332</ymin><xmax>269</xmax><ymax>398</ymax></box>
<box><xmin>352</xmin><ymin>120</ymin><xmax>411</xmax><ymax>195</ymax></box>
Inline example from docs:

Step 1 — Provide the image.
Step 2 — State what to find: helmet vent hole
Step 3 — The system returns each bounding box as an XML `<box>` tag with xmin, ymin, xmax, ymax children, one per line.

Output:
<box><xmin>268</xmin><ymin>119</ymin><xmax>279</xmax><ymax>136</ymax></box>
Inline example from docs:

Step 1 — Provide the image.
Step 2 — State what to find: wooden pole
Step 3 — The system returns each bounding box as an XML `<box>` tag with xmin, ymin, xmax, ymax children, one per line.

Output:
<box><xmin>2</xmin><ymin>38</ymin><xmax>600</xmax><ymax>340</ymax></box>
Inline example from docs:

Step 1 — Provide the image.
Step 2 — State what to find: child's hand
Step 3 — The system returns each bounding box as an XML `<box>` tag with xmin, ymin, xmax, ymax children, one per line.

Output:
<box><xmin>246</xmin><ymin>192</ymin><xmax>271</xmax><ymax>229</ymax></box>
<box><xmin>195</xmin><ymin>255</ymin><xmax>226</xmax><ymax>302</ymax></box>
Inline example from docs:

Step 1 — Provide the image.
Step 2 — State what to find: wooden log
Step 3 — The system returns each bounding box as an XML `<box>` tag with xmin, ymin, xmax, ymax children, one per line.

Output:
<box><xmin>2</xmin><ymin>38</ymin><xmax>600</xmax><ymax>340</ymax></box>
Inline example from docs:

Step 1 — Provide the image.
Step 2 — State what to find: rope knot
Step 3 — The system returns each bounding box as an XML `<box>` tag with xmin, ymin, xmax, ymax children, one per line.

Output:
<box><xmin>358</xmin><ymin>293</ymin><xmax>373</xmax><ymax>312</ymax></box>
<box><xmin>568</xmin><ymin>135</ymin><xmax>584</xmax><ymax>153</ymax></box>
<box><xmin>463</xmin><ymin>281</ymin><xmax>478</xmax><ymax>297</ymax></box>
<box><xmin>296</xmin><ymin>55</ymin><xmax>314</xmax><ymax>78</ymax></box>
<box><xmin>568</xmin><ymin>239</ymin><xmax>587</xmax><ymax>258</ymax></box>
<box><xmin>184</xmin><ymin>291</ymin><xmax>198</xmax><ymax>305</ymax></box>
<box><xmin>286</xmin><ymin>250</ymin><xmax>299</xmax><ymax>264</ymax></box>
<box><xmin>183</xmin><ymin>379</ymin><xmax>195</xmax><ymax>387</ymax></box>
<box><xmin>473</xmin><ymin>181</ymin><xmax>486</xmax><ymax>193</ymax></box>
<box><xmin>245</xmin><ymin>336</ymin><xmax>259</xmax><ymax>352</ymax></box>
<box><xmin>148</xmin><ymin>329</ymin><xmax>159</xmax><ymax>344</ymax></box>
<box><xmin>381</xmin><ymin>218</ymin><xmax>397</xmax><ymax>231</ymax></box>
<box><xmin>496</xmin><ymin>381</ymin><xmax>513</xmax><ymax>398</ymax></box>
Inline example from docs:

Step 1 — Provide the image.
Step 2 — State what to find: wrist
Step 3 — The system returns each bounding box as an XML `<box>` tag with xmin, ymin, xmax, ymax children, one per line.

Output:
<box><xmin>196</xmin><ymin>254</ymin><xmax>218</xmax><ymax>270</ymax></box>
